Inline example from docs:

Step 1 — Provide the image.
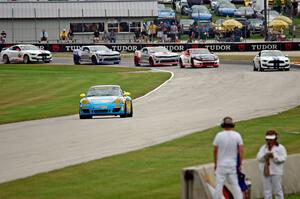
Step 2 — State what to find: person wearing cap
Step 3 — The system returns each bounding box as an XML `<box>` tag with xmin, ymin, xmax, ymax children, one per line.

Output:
<box><xmin>213</xmin><ymin>117</ymin><xmax>244</xmax><ymax>199</ymax></box>
<box><xmin>60</xmin><ymin>29</ymin><xmax>68</xmax><ymax>41</ymax></box>
<box><xmin>256</xmin><ymin>130</ymin><xmax>287</xmax><ymax>199</ymax></box>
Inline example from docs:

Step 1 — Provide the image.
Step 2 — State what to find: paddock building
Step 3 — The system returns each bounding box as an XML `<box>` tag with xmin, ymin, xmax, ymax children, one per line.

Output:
<box><xmin>0</xmin><ymin>0</ymin><xmax>158</xmax><ymax>43</ymax></box>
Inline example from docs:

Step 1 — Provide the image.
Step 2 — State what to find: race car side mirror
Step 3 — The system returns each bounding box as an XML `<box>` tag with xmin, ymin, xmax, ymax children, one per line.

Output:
<box><xmin>124</xmin><ymin>91</ymin><xmax>131</xmax><ymax>96</ymax></box>
<box><xmin>80</xmin><ymin>93</ymin><xmax>86</xmax><ymax>98</ymax></box>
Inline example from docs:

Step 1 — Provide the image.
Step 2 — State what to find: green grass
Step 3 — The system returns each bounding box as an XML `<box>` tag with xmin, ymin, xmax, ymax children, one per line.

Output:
<box><xmin>0</xmin><ymin>64</ymin><xmax>171</xmax><ymax>124</ymax></box>
<box><xmin>1</xmin><ymin>101</ymin><xmax>300</xmax><ymax>198</ymax></box>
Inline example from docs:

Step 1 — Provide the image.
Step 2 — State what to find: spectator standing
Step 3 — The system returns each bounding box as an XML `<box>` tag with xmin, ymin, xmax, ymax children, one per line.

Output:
<box><xmin>213</xmin><ymin>117</ymin><xmax>244</xmax><ymax>199</ymax></box>
<box><xmin>40</xmin><ymin>29</ymin><xmax>48</xmax><ymax>42</ymax></box>
<box><xmin>109</xmin><ymin>30</ymin><xmax>116</xmax><ymax>43</ymax></box>
<box><xmin>148</xmin><ymin>22</ymin><xmax>157</xmax><ymax>42</ymax></box>
<box><xmin>93</xmin><ymin>29</ymin><xmax>100</xmax><ymax>43</ymax></box>
<box><xmin>170</xmin><ymin>22</ymin><xmax>178</xmax><ymax>42</ymax></box>
<box><xmin>60</xmin><ymin>29</ymin><xmax>68</xmax><ymax>41</ymax></box>
<box><xmin>256</xmin><ymin>130</ymin><xmax>287</xmax><ymax>199</ymax></box>
<box><xmin>162</xmin><ymin>22</ymin><xmax>169</xmax><ymax>42</ymax></box>
<box><xmin>292</xmin><ymin>0</ymin><xmax>298</xmax><ymax>16</ymax></box>
<box><xmin>134</xmin><ymin>28</ymin><xmax>141</xmax><ymax>43</ymax></box>
<box><xmin>141</xmin><ymin>28</ymin><xmax>148</xmax><ymax>42</ymax></box>
<box><xmin>234</xmin><ymin>27</ymin><xmax>242</xmax><ymax>42</ymax></box>
<box><xmin>0</xmin><ymin>30</ymin><xmax>7</xmax><ymax>44</ymax></box>
<box><xmin>67</xmin><ymin>29</ymin><xmax>74</xmax><ymax>42</ymax></box>
<box><xmin>102</xmin><ymin>30</ymin><xmax>109</xmax><ymax>43</ymax></box>
<box><xmin>188</xmin><ymin>24</ymin><xmax>194</xmax><ymax>43</ymax></box>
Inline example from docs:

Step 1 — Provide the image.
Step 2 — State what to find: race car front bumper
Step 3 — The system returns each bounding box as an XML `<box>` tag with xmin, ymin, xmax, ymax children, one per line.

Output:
<box><xmin>154</xmin><ymin>57</ymin><xmax>179</xmax><ymax>66</ymax></box>
<box><xmin>80</xmin><ymin>103</ymin><xmax>125</xmax><ymax>116</ymax></box>
<box><xmin>193</xmin><ymin>59</ymin><xmax>219</xmax><ymax>67</ymax></box>
<box><xmin>261</xmin><ymin>60</ymin><xmax>290</xmax><ymax>69</ymax></box>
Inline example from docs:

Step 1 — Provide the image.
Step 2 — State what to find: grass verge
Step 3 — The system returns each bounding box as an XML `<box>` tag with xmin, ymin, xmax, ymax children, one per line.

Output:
<box><xmin>0</xmin><ymin>64</ymin><xmax>171</xmax><ymax>124</ymax></box>
<box><xmin>0</xmin><ymin>103</ymin><xmax>300</xmax><ymax>198</ymax></box>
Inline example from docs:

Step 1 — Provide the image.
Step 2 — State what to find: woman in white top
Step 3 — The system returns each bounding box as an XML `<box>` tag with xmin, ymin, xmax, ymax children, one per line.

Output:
<box><xmin>257</xmin><ymin>130</ymin><xmax>287</xmax><ymax>199</ymax></box>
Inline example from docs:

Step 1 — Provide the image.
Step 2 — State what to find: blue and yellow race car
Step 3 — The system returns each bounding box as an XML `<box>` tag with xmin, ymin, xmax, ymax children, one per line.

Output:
<box><xmin>79</xmin><ymin>85</ymin><xmax>133</xmax><ymax>119</ymax></box>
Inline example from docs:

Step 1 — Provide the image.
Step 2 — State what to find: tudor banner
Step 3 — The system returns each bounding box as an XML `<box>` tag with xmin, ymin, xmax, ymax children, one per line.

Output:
<box><xmin>1</xmin><ymin>42</ymin><xmax>300</xmax><ymax>52</ymax></box>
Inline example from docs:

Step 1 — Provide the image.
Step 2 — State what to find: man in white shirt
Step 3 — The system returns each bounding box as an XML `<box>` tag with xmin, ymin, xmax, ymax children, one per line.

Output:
<box><xmin>213</xmin><ymin>117</ymin><xmax>244</xmax><ymax>199</ymax></box>
<box><xmin>257</xmin><ymin>130</ymin><xmax>287</xmax><ymax>199</ymax></box>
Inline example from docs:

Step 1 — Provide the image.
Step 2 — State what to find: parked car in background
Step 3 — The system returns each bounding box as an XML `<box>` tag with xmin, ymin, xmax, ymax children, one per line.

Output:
<box><xmin>234</xmin><ymin>6</ymin><xmax>255</xmax><ymax>18</ymax></box>
<box><xmin>211</xmin><ymin>0</ymin><xmax>229</xmax><ymax>10</ymax></box>
<box><xmin>0</xmin><ymin>44</ymin><xmax>52</xmax><ymax>64</ymax></box>
<box><xmin>158</xmin><ymin>3</ymin><xmax>166</xmax><ymax>9</ymax></box>
<box><xmin>215</xmin><ymin>2</ymin><xmax>237</xmax><ymax>16</ymax></box>
<box><xmin>179</xmin><ymin>48</ymin><xmax>219</xmax><ymax>68</ymax></box>
<box><xmin>158</xmin><ymin>7</ymin><xmax>176</xmax><ymax>19</ymax></box>
<box><xmin>234</xmin><ymin>17</ymin><xmax>251</xmax><ymax>38</ymax></box>
<box><xmin>79</xmin><ymin>85</ymin><xmax>133</xmax><ymax>119</ymax></box>
<box><xmin>180</xmin><ymin>19</ymin><xmax>195</xmax><ymax>33</ymax></box>
<box><xmin>258</xmin><ymin>10</ymin><xmax>280</xmax><ymax>21</ymax></box>
<box><xmin>73</xmin><ymin>45</ymin><xmax>120</xmax><ymax>65</ymax></box>
<box><xmin>188</xmin><ymin>0</ymin><xmax>211</xmax><ymax>7</ymax></box>
<box><xmin>134</xmin><ymin>46</ymin><xmax>179</xmax><ymax>67</ymax></box>
<box><xmin>190</xmin><ymin>5</ymin><xmax>212</xmax><ymax>21</ymax></box>
<box><xmin>249</xmin><ymin>18</ymin><xmax>264</xmax><ymax>34</ymax></box>
<box><xmin>176</xmin><ymin>0</ymin><xmax>190</xmax><ymax>15</ymax></box>
<box><xmin>253</xmin><ymin>50</ymin><xmax>290</xmax><ymax>71</ymax></box>
<box><xmin>231</xmin><ymin>0</ymin><xmax>245</xmax><ymax>4</ymax></box>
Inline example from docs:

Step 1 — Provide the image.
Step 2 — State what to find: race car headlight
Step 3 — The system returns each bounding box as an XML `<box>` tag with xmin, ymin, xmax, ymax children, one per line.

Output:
<box><xmin>81</xmin><ymin>99</ymin><xmax>90</xmax><ymax>105</ymax></box>
<box><xmin>114</xmin><ymin>98</ymin><xmax>121</xmax><ymax>105</ymax></box>
<box><xmin>262</xmin><ymin>60</ymin><xmax>268</xmax><ymax>62</ymax></box>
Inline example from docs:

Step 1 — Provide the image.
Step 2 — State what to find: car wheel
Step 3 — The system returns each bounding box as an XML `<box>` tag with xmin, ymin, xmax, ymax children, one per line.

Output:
<box><xmin>79</xmin><ymin>114</ymin><xmax>92</xmax><ymax>119</ymax></box>
<box><xmin>114</xmin><ymin>61</ymin><xmax>120</xmax><ymax>64</ymax></box>
<box><xmin>179</xmin><ymin>59</ymin><xmax>185</xmax><ymax>68</ymax></box>
<box><xmin>3</xmin><ymin>55</ymin><xmax>10</xmax><ymax>64</ymax></box>
<box><xmin>73</xmin><ymin>55</ymin><xmax>80</xmax><ymax>65</ymax></box>
<box><xmin>149</xmin><ymin>57</ymin><xmax>155</xmax><ymax>67</ymax></box>
<box><xmin>91</xmin><ymin>56</ymin><xmax>98</xmax><ymax>65</ymax></box>
<box><xmin>127</xmin><ymin>102</ymin><xmax>133</xmax><ymax>117</ymax></box>
<box><xmin>120</xmin><ymin>104</ymin><xmax>127</xmax><ymax>118</ymax></box>
<box><xmin>253</xmin><ymin>62</ymin><xmax>258</xmax><ymax>71</ymax></box>
<box><xmin>23</xmin><ymin>55</ymin><xmax>30</xmax><ymax>64</ymax></box>
<box><xmin>191</xmin><ymin>58</ymin><xmax>195</xmax><ymax>68</ymax></box>
<box><xmin>134</xmin><ymin>57</ymin><xmax>140</xmax><ymax>66</ymax></box>
<box><xmin>285</xmin><ymin>68</ymin><xmax>290</xmax><ymax>71</ymax></box>
<box><xmin>258</xmin><ymin>63</ymin><xmax>264</xmax><ymax>72</ymax></box>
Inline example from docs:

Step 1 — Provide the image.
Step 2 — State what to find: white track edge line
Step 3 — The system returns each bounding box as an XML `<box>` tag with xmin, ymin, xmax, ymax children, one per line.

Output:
<box><xmin>134</xmin><ymin>69</ymin><xmax>174</xmax><ymax>102</ymax></box>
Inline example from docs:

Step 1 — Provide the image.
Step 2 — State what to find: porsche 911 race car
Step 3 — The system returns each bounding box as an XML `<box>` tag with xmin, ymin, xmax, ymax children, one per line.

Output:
<box><xmin>0</xmin><ymin>44</ymin><xmax>52</xmax><ymax>64</ymax></box>
<box><xmin>79</xmin><ymin>85</ymin><xmax>133</xmax><ymax>119</ymax></box>
<box><xmin>134</xmin><ymin>46</ymin><xmax>179</xmax><ymax>67</ymax></box>
<box><xmin>73</xmin><ymin>45</ymin><xmax>121</xmax><ymax>65</ymax></box>
<box><xmin>179</xmin><ymin>48</ymin><xmax>219</xmax><ymax>68</ymax></box>
<box><xmin>253</xmin><ymin>50</ymin><xmax>290</xmax><ymax>71</ymax></box>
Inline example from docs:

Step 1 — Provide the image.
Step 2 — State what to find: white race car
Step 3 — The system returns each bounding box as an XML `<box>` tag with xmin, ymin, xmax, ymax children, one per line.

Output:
<box><xmin>253</xmin><ymin>50</ymin><xmax>290</xmax><ymax>71</ymax></box>
<box><xmin>73</xmin><ymin>45</ymin><xmax>121</xmax><ymax>65</ymax></box>
<box><xmin>0</xmin><ymin>44</ymin><xmax>52</xmax><ymax>64</ymax></box>
<box><xmin>179</xmin><ymin>48</ymin><xmax>219</xmax><ymax>68</ymax></box>
<box><xmin>134</xmin><ymin>46</ymin><xmax>179</xmax><ymax>67</ymax></box>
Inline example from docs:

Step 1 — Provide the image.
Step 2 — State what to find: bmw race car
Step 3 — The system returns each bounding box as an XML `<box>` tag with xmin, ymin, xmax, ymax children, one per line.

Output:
<box><xmin>79</xmin><ymin>85</ymin><xmax>133</xmax><ymax>119</ymax></box>
<box><xmin>134</xmin><ymin>46</ymin><xmax>179</xmax><ymax>67</ymax></box>
<box><xmin>73</xmin><ymin>45</ymin><xmax>121</xmax><ymax>65</ymax></box>
<box><xmin>253</xmin><ymin>50</ymin><xmax>290</xmax><ymax>71</ymax></box>
<box><xmin>179</xmin><ymin>48</ymin><xmax>219</xmax><ymax>68</ymax></box>
<box><xmin>0</xmin><ymin>44</ymin><xmax>52</xmax><ymax>64</ymax></box>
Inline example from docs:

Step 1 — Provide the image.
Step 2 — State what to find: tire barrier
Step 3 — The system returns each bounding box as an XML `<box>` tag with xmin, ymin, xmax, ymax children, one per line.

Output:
<box><xmin>1</xmin><ymin>42</ymin><xmax>300</xmax><ymax>53</ymax></box>
<box><xmin>181</xmin><ymin>154</ymin><xmax>300</xmax><ymax>199</ymax></box>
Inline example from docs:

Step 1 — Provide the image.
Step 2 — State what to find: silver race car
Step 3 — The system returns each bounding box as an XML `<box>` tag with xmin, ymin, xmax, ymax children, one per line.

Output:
<box><xmin>253</xmin><ymin>50</ymin><xmax>290</xmax><ymax>71</ymax></box>
<box><xmin>134</xmin><ymin>46</ymin><xmax>179</xmax><ymax>67</ymax></box>
<box><xmin>73</xmin><ymin>45</ymin><xmax>121</xmax><ymax>65</ymax></box>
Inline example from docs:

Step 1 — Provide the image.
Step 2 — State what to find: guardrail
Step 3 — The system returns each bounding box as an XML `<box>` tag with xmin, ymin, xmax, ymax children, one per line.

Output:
<box><xmin>1</xmin><ymin>42</ymin><xmax>300</xmax><ymax>52</ymax></box>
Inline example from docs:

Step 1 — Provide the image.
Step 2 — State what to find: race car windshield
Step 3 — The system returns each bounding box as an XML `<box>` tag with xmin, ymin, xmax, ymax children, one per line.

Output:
<box><xmin>87</xmin><ymin>87</ymin><xmax>121</xmax><ymax>97</ymax></box>
<box><xmin>190</xmin><ymin>49</ymin><xmax>210</xmax><ymax>54</ymax></box>
<box><xmin>89</xmin><ymin>46</ymin><xmax>109</xmax><ymax>52</ymax></box>
<box><xmin>20</xmin><ymin>45</ymin><xmax>40</xmax><ymax>50</ymax></box>
<box><xmin>149</xmin><ymin>47</ymin><xmax>169</xmax><ymax>53</ymax></box>
<box><xmin>261</xmin><ymin>51</ymin><xmax>283</xmax><ymax>57</ymax></box>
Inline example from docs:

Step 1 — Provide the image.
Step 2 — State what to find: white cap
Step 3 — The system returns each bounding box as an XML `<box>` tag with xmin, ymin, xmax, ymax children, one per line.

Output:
<box><xmin>265</xmin><ymin>135</ymin><xmax>276</xmax><ymax>140</ymax></box>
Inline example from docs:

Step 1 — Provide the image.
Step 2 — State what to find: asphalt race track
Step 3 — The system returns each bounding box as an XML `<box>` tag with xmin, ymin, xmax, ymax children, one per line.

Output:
<box><xmin>1</xmin><ymin>58</ymin><xmax>300</xmax><ymax>183</ymax></box>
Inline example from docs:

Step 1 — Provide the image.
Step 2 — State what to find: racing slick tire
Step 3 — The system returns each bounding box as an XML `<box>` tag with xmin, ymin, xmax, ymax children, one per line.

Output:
<box><xmin>79</xmin><ymin>114</ymin><xmax>92</xmax><ymax>119</ymax></box>
<box><xmin>127</xmin><ymin>102</ymin><xmax>133</xmax><ymax>117</ymax></box>
<box><xmin>253</xmin><ymin>62</ymin><xmax>258</xmax><ymax>71</ymax></box>
<box><xmin>3</xmin><ymin>55</ymin><xmax>10</xmax><ymax>64</ymax></box>
<box><xmin>179</xmin><ymin>59</ymin><xmax>185</xmax><ymax>68</ymax></box>
<box><xmin>73</xmin><ymin>55</ymin><xmax>80</xmax><ymax>65</ymax></box>
<box><xmin>23</xmin><ymin>55</ymin><xmax>30</xmax><ymax>64</ymax></box>
<box><xmin>149</xmin><ymin>57</ymin><xmax>155</xmax><ymax>67</ymax></box>
<box><xmin>134</xmin><ymin>57</ymin><xmax>141</xmax><ymax>66</ymax></box>
<box><xmin>114</xmin><ymin>61</ymin><xmax>120</xmax><ymax>64</ymax></box>
<box><xmin>120</xmin><ymin>104</ymin><xmax>127</xmax><ymax>118</ymax></box>
<box><xmin>191</xmin><ymin>58</ymin><xmax>195</xmax><ymax>68</ymax></box>
<box><xmin>258</xmin><ymin>63</ymin><xmax>264</xmax><ymax>72</ymax></box>
<box><xmin>91</xmin><ymin>56</ymin><xmax>98</xmax><ymax>65</ymax></box>
<box><xmin>285</xmin><ymin>68</ymin><xmax>290</xmax><ymax>71</ymax></box>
